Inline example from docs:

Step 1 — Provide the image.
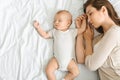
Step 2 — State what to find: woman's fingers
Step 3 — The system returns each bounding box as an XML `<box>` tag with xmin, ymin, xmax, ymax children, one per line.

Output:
<box><xmin>83</xmin><ymin>23</ymin><xmax>94</xmax><ymax>40</ymax></box>
<box><xmin>75</xmin><ymin>14</ymin><xmax>87</xmax><ymax>28</ymax></box>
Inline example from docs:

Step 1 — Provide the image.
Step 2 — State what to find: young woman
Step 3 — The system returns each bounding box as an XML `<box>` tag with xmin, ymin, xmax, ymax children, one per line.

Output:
<box><xmin>76</xmin><ymin>0</ymin><xmax>120</xmax><ymax>80</ymax></box>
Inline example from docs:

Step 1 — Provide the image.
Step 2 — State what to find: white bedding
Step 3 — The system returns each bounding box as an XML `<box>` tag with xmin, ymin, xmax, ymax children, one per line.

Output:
<box><xmin>0</xmin><ymin>0</ymin><xmax>120</xmax><ymax>80</ymax></box>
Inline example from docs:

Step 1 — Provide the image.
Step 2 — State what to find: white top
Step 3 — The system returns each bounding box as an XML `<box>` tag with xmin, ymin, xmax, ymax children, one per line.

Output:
<box><xmin>48</xmin><ymin>28</ymin><xmax>77</xmax><ymax>65</ymax></box>
<box><xmin>85</xmin><ymin>26</ymin><xmax>120</xmax><ymax>80</ymax></box>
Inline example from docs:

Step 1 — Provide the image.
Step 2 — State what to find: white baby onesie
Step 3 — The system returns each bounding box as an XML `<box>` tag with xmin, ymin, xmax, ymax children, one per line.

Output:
<box><xmin>48</xmin><ymin>28</ymin><xmax>77</xmax><ymax>71</ymax></box>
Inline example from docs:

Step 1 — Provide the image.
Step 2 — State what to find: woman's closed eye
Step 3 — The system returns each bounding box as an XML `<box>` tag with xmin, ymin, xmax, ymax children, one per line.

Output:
<box><xmin>88</xmin><ymin>12</ymin><xmax>92</xmax><ymax>16</ymax></box>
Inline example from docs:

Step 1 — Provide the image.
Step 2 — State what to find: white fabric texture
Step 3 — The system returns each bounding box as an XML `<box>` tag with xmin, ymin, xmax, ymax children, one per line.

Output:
<box><xmin>0</xmin><ymin>0</ymin><xmax>119</xmax><ymax>80</ymax></box>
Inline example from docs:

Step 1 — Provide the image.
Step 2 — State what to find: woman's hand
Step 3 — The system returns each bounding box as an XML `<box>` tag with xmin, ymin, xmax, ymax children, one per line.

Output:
<box><xmin>83</xmin><ymin>23</ymin><xmax>94</xmax><ymax>41</ymax></box>
<box><xmin>75</xmin><ymin>14</ymin><xmax>87</xmax><ymax>34</ymax></box>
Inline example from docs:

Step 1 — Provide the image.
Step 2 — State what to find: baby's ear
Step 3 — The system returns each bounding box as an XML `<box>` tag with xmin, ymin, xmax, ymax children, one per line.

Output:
<box><xmin>67</xmin><ymin>23</ymin><xmax>70</xmax><ymax>27</ymax></box>
<box><xmin>68</xmin><ymin>20</ymin><xmax>72</xmax><ymax>26</ymax></box>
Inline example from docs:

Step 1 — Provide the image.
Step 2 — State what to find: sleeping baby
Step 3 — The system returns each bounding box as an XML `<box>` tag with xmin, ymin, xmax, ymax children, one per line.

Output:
<box><xmin>33</xmin><ymin>10</ymin><xmax>86</xmax><ymax>80</ymax></box>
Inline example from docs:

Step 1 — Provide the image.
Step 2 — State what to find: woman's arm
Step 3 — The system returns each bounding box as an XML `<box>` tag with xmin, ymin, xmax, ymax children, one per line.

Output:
<box><xmin>85</xmin><ymin>27</ymin><xmax>119</xmax><ymax>71</ymax></box>
<box><xmin>76</xmin><ymin>34</ymin><xmax>85</xmax><ymax>64</ymax></box>
<box><xmin>83</xmin><ymin>25</ymin><xmax>94</xmax><ymax>56</ymax></box>
<box><xmin>75</xmin><ymin>26</ymin><xmax>93</xmax><ymax>64</ymax></box>
<box><xmin>75</xmin><ymin>15</ymin><xmax>87</xmax><ymax>63</ymax></box>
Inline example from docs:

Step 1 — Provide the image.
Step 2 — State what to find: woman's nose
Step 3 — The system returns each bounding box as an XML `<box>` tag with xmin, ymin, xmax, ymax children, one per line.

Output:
<box><xmin>87</xmin><ymin>17</ymin><xmax>91</xmax><ymax>23</ymax></box>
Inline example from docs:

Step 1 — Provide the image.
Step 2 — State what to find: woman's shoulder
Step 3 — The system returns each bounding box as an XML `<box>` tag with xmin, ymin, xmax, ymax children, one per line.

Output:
<box><xmin>112</xmin><ymin>25</ymin><xmax>120</xmax><ymax>30</ymax></box>
<box><xmin>108</xmin><ymin>25</ymin><xmax>120</xmax><ymax>35</ymax></box>
<box><xmin>109</xmin><ymin>25</ymin><xmax>120</xmax><ymax>30</ymax></box>
<box><xmin>105</xmin><ymin>25</ymin><xmax>120</xmax><ymax>42</ymax></box>
<box><xmin>92</xmin><ymin>26</ymin><xmax>120</xmax><ymax>45</ymax></box>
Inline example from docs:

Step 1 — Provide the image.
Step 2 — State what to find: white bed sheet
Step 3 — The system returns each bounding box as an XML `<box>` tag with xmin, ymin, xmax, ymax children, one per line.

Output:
<box><xmin>0</xmin><ymin>0</ymin><xmax>120</xmax><ymax>80</ymax></box>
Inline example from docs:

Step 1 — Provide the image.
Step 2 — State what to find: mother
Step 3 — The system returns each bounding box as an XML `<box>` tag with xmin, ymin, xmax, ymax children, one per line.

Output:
<box><xmin>76</xmin><ymin>0</ymin><xmax>120</xmax><ymax>80</ymax></box>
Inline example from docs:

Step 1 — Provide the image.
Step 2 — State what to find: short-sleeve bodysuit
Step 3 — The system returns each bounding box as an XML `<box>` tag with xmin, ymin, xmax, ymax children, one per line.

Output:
<box><xmin>48</xmin><ymin>28</ymin><xmax>77</xmax><ymax>71</ymax></box>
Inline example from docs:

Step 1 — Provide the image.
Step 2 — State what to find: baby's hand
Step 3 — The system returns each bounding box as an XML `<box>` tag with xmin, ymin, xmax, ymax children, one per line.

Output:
<box><xmin>33</xmin><ymin>20</ymin><xmax>39</xmax><ymax>29</ymax></box>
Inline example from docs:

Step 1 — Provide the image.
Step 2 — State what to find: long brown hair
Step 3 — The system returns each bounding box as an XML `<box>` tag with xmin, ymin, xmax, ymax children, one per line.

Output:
<box><xmin>84</xmin><ymin>0</ymin><xmax>120</xmax><ymax>33</ymax></box>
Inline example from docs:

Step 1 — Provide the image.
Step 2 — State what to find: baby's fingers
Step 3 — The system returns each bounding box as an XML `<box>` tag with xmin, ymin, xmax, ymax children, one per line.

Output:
<box><xmin>33</xmin><ymin>20</ymin><xmax>39</xmax><ymax>28</ymax></box>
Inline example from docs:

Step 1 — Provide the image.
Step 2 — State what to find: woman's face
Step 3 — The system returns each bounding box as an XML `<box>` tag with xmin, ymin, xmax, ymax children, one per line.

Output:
<box><xmin>86</xmin><ymin>5</ymin><xmax>105</xmax><ymax>29</ymax></box>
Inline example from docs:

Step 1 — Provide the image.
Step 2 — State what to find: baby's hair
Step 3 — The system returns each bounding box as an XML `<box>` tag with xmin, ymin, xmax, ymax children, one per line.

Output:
<box><xmin>56</xmin><ymin>10</ymin><xmax>71</xmax><ymax>15</ymax></box>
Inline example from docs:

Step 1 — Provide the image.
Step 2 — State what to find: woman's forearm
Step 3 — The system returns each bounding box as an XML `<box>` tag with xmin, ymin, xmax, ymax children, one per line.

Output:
<box><xmin>85</xmin><ymin>38</ymin><xmax>93</xmax><ymax>56</ymax></box>
<box><xmin>76</xmin><ymin>34</ymin><xmax>85</xmax><ymax>64</ymax></box>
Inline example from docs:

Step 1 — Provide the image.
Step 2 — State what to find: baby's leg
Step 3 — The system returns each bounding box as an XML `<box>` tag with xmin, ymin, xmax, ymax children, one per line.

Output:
<box><xmin>45</xmin><ymin>57</ymin><xmax>59</xmax><ymax>80</ymax></box>
<box><xmin>64</xmin><ymin>60</ymin><xmax>80</xmax><ymax>80</ymax></box>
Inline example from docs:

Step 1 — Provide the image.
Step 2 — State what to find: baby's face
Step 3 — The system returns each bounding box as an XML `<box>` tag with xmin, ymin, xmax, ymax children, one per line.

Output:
<box><xmin>53</xmin><ymin>12</ymin><xmax>72</xmax><ymax>31</ymax></box>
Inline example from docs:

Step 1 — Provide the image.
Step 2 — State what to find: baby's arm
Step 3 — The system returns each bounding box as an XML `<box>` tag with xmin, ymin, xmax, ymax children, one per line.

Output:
<box><xmin>33</xmin><ymin>20</ymin><xmax>50</xmax><ymax>39</ymax></box>
<box><xmin>75</xmin><ymin>14</ymin><xmax>86</xmax><ymax>35</ymax></box>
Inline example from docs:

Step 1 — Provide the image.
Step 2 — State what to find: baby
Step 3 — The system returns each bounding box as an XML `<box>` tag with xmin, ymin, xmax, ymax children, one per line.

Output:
<box><xmin>33</xmin><ymin>10</ymin><xmax>86</xmax><ymax>80</ymax></box>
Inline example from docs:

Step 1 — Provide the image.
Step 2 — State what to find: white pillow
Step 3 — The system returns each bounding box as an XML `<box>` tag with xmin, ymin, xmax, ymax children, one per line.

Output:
<box><xmin>109</xmin><ymin>0</ymin><xmax>120</xmax><ymax>17</ymax></box>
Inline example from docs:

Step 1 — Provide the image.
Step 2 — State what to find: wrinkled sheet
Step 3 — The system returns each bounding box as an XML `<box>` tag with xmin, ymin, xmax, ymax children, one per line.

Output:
<box><xmin>0</xmin><ymin>0</ymin><xmax>119</xmax><ymax>80</ymax></box>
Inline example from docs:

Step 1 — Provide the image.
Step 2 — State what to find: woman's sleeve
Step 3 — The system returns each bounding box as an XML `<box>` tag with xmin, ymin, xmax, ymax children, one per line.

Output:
<box><xmin>85</xmin><ymin>28</ymin><xmax>119</xmax><ymax>71</ymax></box>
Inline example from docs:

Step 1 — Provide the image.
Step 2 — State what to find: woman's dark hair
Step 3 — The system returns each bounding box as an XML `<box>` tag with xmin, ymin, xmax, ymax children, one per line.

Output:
<box><xmin>84</xmin><ymin>0</ymin><xmax>120</xmax><ymax>33</ymax></box>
